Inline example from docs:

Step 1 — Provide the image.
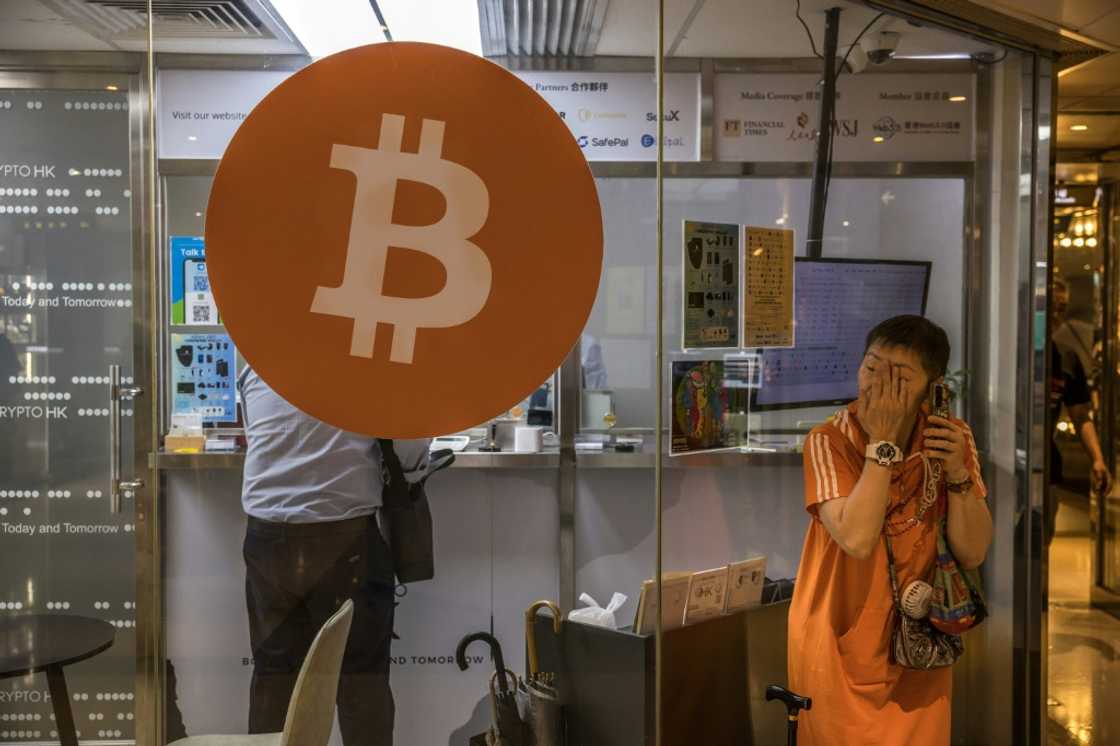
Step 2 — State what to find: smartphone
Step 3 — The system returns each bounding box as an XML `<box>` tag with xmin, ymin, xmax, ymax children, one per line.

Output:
<box><xmin>930</xmin><ymin>381</ymin><xmax>951</xmax><ymax>418</ymax></box>
<box><xmin>184</xmin><ymin>259</ymin><xmax>218</xmax><ymax>325</ymax></box>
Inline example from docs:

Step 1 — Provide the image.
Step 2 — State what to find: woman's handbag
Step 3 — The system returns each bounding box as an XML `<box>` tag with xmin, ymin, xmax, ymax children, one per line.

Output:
<box><xmin>928</xmin><ymin>518</ymin><xmax>989</xmax><ymax>634</ymax></box>
<box><xmin>885</xmin><ymin>533</ymin><xmax>964</xmax><ymax>670</ymax></box>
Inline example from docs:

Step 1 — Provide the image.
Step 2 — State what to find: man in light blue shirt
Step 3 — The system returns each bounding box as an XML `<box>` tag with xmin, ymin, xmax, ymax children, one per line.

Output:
<box><xmin>239</xmin><ymin>368</ymin><xmax>429</xmax><ymax>746</ymax></box>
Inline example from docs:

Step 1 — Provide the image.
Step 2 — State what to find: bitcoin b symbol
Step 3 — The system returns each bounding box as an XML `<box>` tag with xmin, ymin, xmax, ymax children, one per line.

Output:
<box><xmin>311</xmin><ymin>113</ymin><xmax>492</xmax><ymax>363</ymax></box>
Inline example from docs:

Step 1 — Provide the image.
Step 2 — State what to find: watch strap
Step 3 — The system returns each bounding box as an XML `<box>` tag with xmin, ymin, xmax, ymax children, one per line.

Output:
<box><xmin>946</xmin><ymin>476</ymin><xmax>975</xmax><ymax>493</ymax></box>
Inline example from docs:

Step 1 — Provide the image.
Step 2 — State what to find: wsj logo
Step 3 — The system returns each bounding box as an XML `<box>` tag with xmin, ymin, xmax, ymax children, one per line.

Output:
<box><xmin>873</xmin><ymin>116</ymin><xmax>902</xmax><ymax>141</ymax></box>
<box><xmin>646</xmin><ymin>110</ymin><xmax>681</xmax><ymax>122</ymax></box>
<box><xmin>311</xmin><ymin>113</ymin><xmax>492</xmax><ymax>364</ymax></box>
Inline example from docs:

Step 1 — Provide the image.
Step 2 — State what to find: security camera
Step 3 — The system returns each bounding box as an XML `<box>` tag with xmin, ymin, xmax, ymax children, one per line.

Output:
<box><xmin>861</xmin><ymin>31</ymin><xmax>900</xmax><ymax>65</ymax></box>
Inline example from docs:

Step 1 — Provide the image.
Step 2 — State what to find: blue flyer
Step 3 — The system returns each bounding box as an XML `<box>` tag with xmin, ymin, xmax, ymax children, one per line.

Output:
<box><xmin>170</xmin><ymin>333</ymin><xmax>237</xmax><ymax>423</ymax></box>
<box><xmin>169</xmin><ymin>236</ymin><xmax>219</xmax><ymax>325</ymax></box>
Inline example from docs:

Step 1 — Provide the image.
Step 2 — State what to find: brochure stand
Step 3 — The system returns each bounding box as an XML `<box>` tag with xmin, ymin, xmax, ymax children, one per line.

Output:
<box><xmin>531</xmin><ymin>593</ymin><xmax>791</xmax><ymax>745</ymax></box>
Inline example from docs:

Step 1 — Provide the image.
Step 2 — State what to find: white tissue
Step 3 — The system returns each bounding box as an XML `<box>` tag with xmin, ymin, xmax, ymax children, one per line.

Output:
<box><xmin>567</xmin><ymin>592</ymin><xmax>628</xmax><ymax>629</ymax></box>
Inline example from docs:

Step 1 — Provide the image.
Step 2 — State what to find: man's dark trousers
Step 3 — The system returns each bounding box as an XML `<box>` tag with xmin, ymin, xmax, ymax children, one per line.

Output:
<box><xmin>244</xmin><ymin>512</ymin><xmax>396</xmax><ymax>746</ymax></box>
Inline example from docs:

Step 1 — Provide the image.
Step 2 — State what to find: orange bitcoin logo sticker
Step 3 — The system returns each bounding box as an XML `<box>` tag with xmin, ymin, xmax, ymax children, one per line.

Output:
<box><xmin>206</xmin><ymin>43</ymin><xmax>603</xmax><ymax>438</ymax></box>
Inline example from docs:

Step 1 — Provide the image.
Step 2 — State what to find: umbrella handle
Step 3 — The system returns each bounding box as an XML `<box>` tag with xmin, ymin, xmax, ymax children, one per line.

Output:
<box><xmin>524</xmin><ymin>600</ymin><xmax>562</xmax><ymax>677</ymax></box>
<box><xmin>490</xmin><ymin>668</ymin><xmax>520</xmax><ymax>697</ymax></box>
<box><xmin>488</xmin><ymin>668</ymin><xmax>520</xmax><ymax>736</ymax></box>
<box><xmin>456</xmin><ymin>632</ymin><xmax>508</xmax><ymax>679</ymax></box>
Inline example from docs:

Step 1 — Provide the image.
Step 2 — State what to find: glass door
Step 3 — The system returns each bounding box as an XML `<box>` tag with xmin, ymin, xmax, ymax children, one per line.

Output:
<box><xmin>0</xmin><ymin>57</ymin><xmax>151</xmax><ymax>746</ymax></box>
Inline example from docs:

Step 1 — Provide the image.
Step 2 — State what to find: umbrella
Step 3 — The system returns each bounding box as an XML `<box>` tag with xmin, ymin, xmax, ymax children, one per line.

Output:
<box><xmin>765</xmin><ymin>684</ymin><xmax>812</xmax><ymax>746</ymax></box>
<box><xmin>456</xmin><ymin>631</ymin><xmax>528</xmax><ymax>746</ymax></box>
<box><xmin>523</xmin><ymin>601</ymin><xmax>564</xmax><ymax>746</ymax></box>
<box><xmin>524</xmin><ymin>600</ymin><xmax>561</xmax><ymax>686</ymax></box>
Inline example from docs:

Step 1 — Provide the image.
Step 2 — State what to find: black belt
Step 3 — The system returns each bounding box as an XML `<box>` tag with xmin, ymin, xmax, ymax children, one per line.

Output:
<box><xmin>246</xmin><ymin>514</ymin><xmax>372</xmax><ymax>537</ymax></box>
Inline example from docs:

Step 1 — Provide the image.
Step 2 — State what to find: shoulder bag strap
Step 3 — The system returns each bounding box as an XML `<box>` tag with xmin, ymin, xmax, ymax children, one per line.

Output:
<box><xmin>884</xmin><ymin>534</ymin><xmax>903</xmax><ymax>611</ymax></box>
<box><xmin>377</xmin><ymin>438</ymin><xmax>406</xmax><ymax>484</ymax></box>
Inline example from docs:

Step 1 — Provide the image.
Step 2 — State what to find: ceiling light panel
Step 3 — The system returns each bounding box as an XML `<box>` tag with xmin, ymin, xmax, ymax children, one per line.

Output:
<box><xmin>268</xmin><ymin>0</ymin><xmax>384</xmax><ymax>58</ymax></box>
<box><xmin>378</xmin><ymin>0</ymin><xmax>483</xmax><ymax>55</ymax></box>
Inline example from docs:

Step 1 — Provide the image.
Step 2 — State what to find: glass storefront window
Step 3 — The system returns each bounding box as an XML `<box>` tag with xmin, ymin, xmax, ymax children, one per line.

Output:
<box><xmin>0</xmin><ymin>1</ymin><xmax>1064</xmax><ymax>744</ymax></box>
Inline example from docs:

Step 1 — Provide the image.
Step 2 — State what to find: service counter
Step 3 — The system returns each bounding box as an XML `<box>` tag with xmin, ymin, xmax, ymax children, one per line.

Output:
<box><xmin>153</xmin><ymin>446</ymin><xmax>802</xmax><ymax>470</ymax></box>
<box><xmin>157</xmin><ymin>447</ymin><xmax>808</xmax><ymax>744</ymax></box>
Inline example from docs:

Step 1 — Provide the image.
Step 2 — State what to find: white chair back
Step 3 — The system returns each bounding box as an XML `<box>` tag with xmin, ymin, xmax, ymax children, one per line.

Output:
<box><xmin>278</xmin><ymin>599</ymin><xmax>354</xmax><ymax>746</ymax></box>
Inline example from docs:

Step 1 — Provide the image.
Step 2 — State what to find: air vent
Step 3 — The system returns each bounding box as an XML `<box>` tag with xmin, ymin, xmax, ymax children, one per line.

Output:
<box><xmin>41</xmin><ymin>0</ymin><xmax>283</xmax><ymax>41</ymax></box>
<box><xmin>479</xmin><ymin>0</ymin><xmax>610</xmax><ymax>58</ymax></box>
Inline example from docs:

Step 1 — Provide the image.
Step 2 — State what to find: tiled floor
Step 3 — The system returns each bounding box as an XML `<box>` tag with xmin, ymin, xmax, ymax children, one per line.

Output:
<box><xmin>1047</xmin><ymin>496</ymin><xmax>1120</xmax><ymax>746</ymax></box>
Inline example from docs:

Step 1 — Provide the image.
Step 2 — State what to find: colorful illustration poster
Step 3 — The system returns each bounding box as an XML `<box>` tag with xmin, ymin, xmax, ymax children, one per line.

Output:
<box><xmin>743</xmin><ymin>226</ymin><xmax>795</xmax><ymax>348</ymax></box>
<box><xmin>170</xmin><ymin>235</ymin><xmax>219</xmax><ymax>325</ymax></box>
<box><xmin>671</xmin><ymin>359</ymin><xmax>755</xmax><ymax>455</ymax></box>
<box><xmin>682</xmin><ymin>221</ymin><xmax>740</xmax><ymax>349</ymax></box>
<box><xmin>170</xmin><ymin>333</ymin><xmax>237</xmax><ymax>423</ymax></box>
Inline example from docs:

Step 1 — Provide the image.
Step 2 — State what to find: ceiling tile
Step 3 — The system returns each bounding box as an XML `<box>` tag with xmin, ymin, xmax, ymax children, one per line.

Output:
<box><xmin>597</xmin><ymin>0</ymin><xmax>997</xmax><ymax>59</ymax></box>
<box><xmin>0</xmin><ymin>0</ymin><xmax>115</xmax><ymax>52</ymax></box>
<box><xmin>1059</xmin><ymin>52</ymin><xmax>1120</xmax><ymax>97</ymax></box>
<box><xmin>970</xmin><ymin>1</ymin><xmax>1120</xmax><ymax>33</ymax></box>
<box><xmin>1081</xmin><ymin>8</ymin><xmax>1120</xmax><ymax>47</ymax></box>
<box><xmin>1056</xmin><ymin>113</ymin><xmax>1120</xmax><ymax>150</ymax></box>
<box><xmin>1059</xmin><ymin>94</ymin><xmax>1120</xmax><ymax>112</ymax></box>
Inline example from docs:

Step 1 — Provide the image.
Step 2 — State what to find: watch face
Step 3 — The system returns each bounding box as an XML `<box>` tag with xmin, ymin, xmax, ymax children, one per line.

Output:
<box><xmin>876</xmin><ymin>443</ymin><xmax>897</xmax><ymax>462</ymax></box>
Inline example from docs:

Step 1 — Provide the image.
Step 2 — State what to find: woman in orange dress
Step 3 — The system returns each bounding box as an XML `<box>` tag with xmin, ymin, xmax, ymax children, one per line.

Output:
<box><xmin>788</xmin><ymin>316</ymin><xmax>992</xmax><ymax>746</ymax></box>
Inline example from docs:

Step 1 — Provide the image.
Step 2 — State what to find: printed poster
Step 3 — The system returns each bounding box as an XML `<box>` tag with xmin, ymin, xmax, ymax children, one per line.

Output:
<box><xmin>682</xmin><ymin>221</ymin><xmax>739</xmax><ymax>349</ymax></box>
<box><xmin>671</xmin><ymin>359</ymin><xmax>753</xmax><ymax>455</ymax></box>
<box><xmin>743</xmin><ymin>226</ymin><xmax>795</xmax><ymax>348</ymax></box>
<box><xmin>170</xmin><ymin>235</ymin><xmax>219</xmax><ymax>325</ymax></box>
<box><xmin>725</xmin><ymin>556</ymin><xmax>767</xmax><ymax>612</ymax></box>
<box><xmin>684</xmin><ymin>566</ymin><xmax>730</xmax><ymax>624</ymax></box>
<box><xmin>171</xmin><ymin>333</ymin><xmax>237</xmax><ymax>423</ymax></box>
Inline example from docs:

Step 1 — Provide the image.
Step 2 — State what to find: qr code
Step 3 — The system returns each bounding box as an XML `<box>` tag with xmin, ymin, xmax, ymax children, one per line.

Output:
<box><xmin>191</xmin><ymin>274</ymin><xmax>210</xmax><ymax>292</ymax></box>
<box><xmin>192</xmin><ymin>304</ymin><xmax>212</xmax><ymax>323</ymax></box>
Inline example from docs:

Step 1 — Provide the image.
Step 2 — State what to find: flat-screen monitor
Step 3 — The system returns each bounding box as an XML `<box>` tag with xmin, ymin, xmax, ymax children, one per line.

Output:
<box><xmin>752</xmin><ymin>258</ymin><xmax>931</xmax><ymax>411</ymax></box>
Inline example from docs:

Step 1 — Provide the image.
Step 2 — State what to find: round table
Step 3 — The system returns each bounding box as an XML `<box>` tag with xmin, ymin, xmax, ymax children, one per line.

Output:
<box><xmin>0</xmin><ymin>615</ymin><xmax>116</xmax><ymax>746</ymax></box>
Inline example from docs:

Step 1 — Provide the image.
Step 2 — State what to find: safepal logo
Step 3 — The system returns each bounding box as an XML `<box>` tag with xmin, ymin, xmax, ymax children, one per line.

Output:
<box><xmin>873</xmin><ymin>115</ymin><xmax>903</xmax><ymax>141</ymax></box>
<box><xmin>641</xmin><ymin>134</ymin><xmax>656</xmax><ymax>148</ymax></box>
<box><xmin>580</xmin><ymin>136</ymin><xmax>629</xmax><ymax>148</ymax></box>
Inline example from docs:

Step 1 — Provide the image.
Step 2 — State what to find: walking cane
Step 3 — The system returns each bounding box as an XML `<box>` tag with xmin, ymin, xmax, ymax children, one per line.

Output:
<box><xmin>765</xmin><ymin>685</ymin><xmax>811</xmax><ymax>746</ymax></box>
